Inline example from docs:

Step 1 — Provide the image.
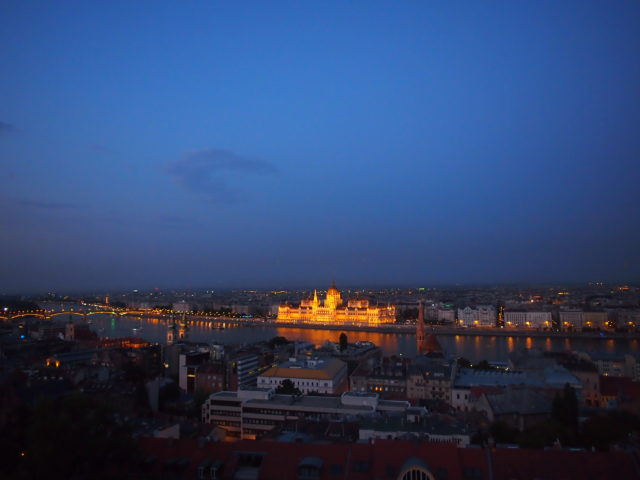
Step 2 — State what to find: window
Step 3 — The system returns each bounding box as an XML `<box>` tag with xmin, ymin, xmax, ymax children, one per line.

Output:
<box><xmin>462</xmin><ymin>467</ymin><xmax>483</xmax><ymax>479</ymax></box>
<box><xmin>400</xmin><ymin>468</ymin><xmax>434</xmax><ymax>480</ymax></box>
<box><xmin>436</xmin><ymin>467</ymin><xmax>448</xmax><ymax>480</ymax></box>
<box><xmin>352</xmin><ymin>461</ymin><xmax>370</xmax><ymax>473</ymax></box>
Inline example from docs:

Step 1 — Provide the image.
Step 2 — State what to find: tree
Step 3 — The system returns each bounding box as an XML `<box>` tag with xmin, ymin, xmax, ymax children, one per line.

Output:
<box><xmin>490</xmin><ymin>420</ymin><xmax>519</xmax><ymax>444</ymax></box>
<box><xmin>473</xmin><ymin>360</ymin><xmax>499</xmax><ymax>371</ymax></box>
<box><xmin>517</xmin><ymin>420</ymin><xmax>572</xmax><ymax>449</ymax></box>
<box><xmin>339</xmin><ymin>332</ymin><xmax>348</xmax><ymax>352</ymax></box>
<box><xmin>580</xmin><ymin>411</ymin><xmax>640</xmax><ymax>451</ymax></box>
<box><xmin>457</xmin><ymin>357</ymin><xmax>472</xmax><ymax>369</ymax></box>
<box><xmin>552</xmin><ymin>384</ymin><xmax>578</xmax><ymax>432</ymax></box>
<box><xmin>189</xmin><ymin>389</ymin><xmax>210</xmax><ymax>419</ymax></box>
<box><xmin>267</xmin><ymin>336</ymin><xmax>289</xmax><ymax>349</ymax></box>
<box><xmin>276</xmin><ymin>379</ymin><xmax>301</xmax><ymax>395</ymax></box>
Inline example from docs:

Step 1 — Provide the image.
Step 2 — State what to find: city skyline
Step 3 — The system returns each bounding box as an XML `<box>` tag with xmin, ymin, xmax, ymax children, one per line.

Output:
<box><xmin>5</xmin><ymin>279</ymin><xmax>635</xmax><ymax>298</ymax></box>
<box><xmin>1</xmin><ymin>1</ymin><xmax>639</xmax><ymax>292</ymax></box>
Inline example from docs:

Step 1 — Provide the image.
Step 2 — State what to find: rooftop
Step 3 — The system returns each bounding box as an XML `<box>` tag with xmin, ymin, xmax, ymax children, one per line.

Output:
<box><xmin>260</xmin><ymin>357</ymin><xmax>346</xmax><ymax>380</ymax></box>
<box><xmin>454</xmin><ymin>368</ymin><xmax>535</xmax><ymax>388</ymax></box>
<box><xmin>483</xmin><ymin>386</ymin><xmax>552</xmax><ymax>416</ymax></box>
<box><xmin>245</xmin><ymin>394</ymin><xmax>374</xmax><ymax>413</ymax></box>
<box><xmin>137</xmin><ymin>436</ymin><xmax>640</xmax><ymax>480</ymax></box>
<box><xmin>359</xmin><ymin>413</ymin><xmax>472</xmax><ymax>436</ymax></box>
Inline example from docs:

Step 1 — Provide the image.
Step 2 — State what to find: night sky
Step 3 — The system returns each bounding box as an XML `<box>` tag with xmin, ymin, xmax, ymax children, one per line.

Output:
<box><xmin>1</xmin><ymin>2</ymin><xmax>639</xmax><ymax>293</ymax></box>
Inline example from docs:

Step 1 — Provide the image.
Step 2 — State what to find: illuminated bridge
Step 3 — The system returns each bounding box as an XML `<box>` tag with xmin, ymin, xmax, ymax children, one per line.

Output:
<box><xmin>0</xmin><ymin>310</ymin><xmax>149</xmax><ymax>321</ymax></box>
<box><xmin>0</xmin><ymin>309</ymin><xmax>249</xmax><ymax>324</ymax></box>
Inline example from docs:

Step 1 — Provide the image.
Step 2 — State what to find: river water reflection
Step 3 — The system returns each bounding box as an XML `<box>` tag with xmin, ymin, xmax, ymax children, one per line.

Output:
<box><xmin>84</xmin><ymin>314</ymin><xmax>640</xmax><ymax>362</ymax></box>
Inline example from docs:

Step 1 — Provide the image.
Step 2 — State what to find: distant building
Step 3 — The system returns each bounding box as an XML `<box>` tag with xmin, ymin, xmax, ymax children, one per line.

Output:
<box><xmin>424</xmin><ymin>305</ymin><xmax>439</xmax><ymax>322</ymax></box>
<box><xmin>229</xmin><ymin>352</ymin><xmax>261</xmax><ymax>390</ymax></box>
<box><xmin>166</xmin><ymin>321</ymin><xmax>177</xmax><ymax>345</ymax></box>
<box><xmin>600</xmin><ymin>375</ymin><xmax>640</xmax><ymax>410</ymax></box>
<box><xmin>172</xmin><ymin>301</ymin><xmax>191</xmax><ymax>313</ymax></box>
<box><xmin>351</xmin><ymin>357</ymin><xmax>409</xmax><ymax>399</ymax></box>
<box><xmin>178</xmin><ymin>351</ymin><xmax>210</xmax><ymax>392</ymax></box>
<box><xmin>438</xmin><ymin>309</ymin><xmax>456</xmax><ymax>324</ymax></box>
<box><xmin>580</xmin><ymin>351</ymin><xmax>626</xmax><ymax>377</ymax></box>
<box><xmin>278</xmin><ymin>282</ymin><xmax>395</xmax><ymax>326</ymax></box>
<box><xmin>456</xmin><ymin>305</ymin><xmax>497</xmax><ymax>328</ymax></box>
<box><xmin>194</xmin><ymin>362</ymin><xmax>226</xmax><ymax>395</ymax></box>
<box><xmin>64</xmin><ymin>322</ymin><xmax>97</xmax><ymax>343</ymax></box>
<box><xmin>358</xmin><ymin>410</ymin><xmax>472</xmax><ymax>447</ymax></box>
<box><xmin>504</xmin><ymin>311</ymin><xmax>552</xmax><ymax>329</ymax></box>
<box><xmin>559</xmin><ymin>310</ymin><xmax>584</xmax><ymax>330</ymax></box>
<box><xmin>407</xmin><ymin>357</ymin><xmax>454</xmax><ymax>403</ymax></box>
<box><xmin>475</xmin><ymin>386</ymin><xmax>553</xmax><ymax>431</ymax></box>
<box><xmin>477</xmin><ymin>305</ymin><xmax>497</xmax><ymax>326</ymax></box>
<box><xmin>616</xmin><ymin>310</ymin><xmax>640</xmax><ymax>330</ymax></box>
<box><xmin>257</xmin><ymin>356</ymin><xmax>347</xmax><ymax>394</ymax></box>
<box><xmin>583</xmin><ymin>312</ymin><xmax>611</xmax><ymax>330</ymax></box>
<box><xmin>416</xmin><ymin>303</ymin><xmax>456</xmax><ymax>324</ymax></box>
<box><xmin>128</xmin><ymin>301</ymin><xmax>150</xmax><ymax>310</ymax></box>
<box><xmin>458</xmin><ymin>306</ymin><xmax>497</xmax><ymax>327</ymax></box>
<box><xmin>45</xmin><ymin>349</ymin><xmax>97</xmax><ymax>369</ymax></box>
<box><xmin>166</xmin><ymin>315</ymin><xmax>189</xmax><ymax>345</ymax></box>
<box><xmin>625</xmin><ymin>354</ymin><xmax>640</xmax><ymax>381</ymax></box>
<box><xmin>457</xmin><ymin>307</ymin><xmax>476</xmax><ymax>325</ymax></box>
<box><xmin>510</xmin><ymin>349</ymin><xmax>601</xmax><ymax>407</ymax></box>
<box><xmin>232</xmin><ymin>304</ymin><xmax>250</xmax><ymax>315</ymax></box>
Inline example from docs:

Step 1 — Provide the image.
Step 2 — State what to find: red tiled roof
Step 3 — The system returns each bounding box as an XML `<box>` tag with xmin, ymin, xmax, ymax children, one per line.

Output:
<box><xmin>600</xmin><ymin>375</ymin><xmax>640</xmax><ymax>398</ymax></box>
<box><xmin>424</xmin><ymin>334</ymin><xmax>442</xmax><ymax>353</ymax></box>
<box><xmin>491</xmin><ymin>447</ymin><xmax>638</xmax><ymax>480</ymax></box>
<box><xmin>137</xmin><ymin>437</ymin><xmax>640</xmax><ymax>480</ymax></box>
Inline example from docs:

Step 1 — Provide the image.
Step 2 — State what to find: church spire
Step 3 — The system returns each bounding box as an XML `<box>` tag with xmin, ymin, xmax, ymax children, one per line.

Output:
<box><xmin>417</xmin><ymin>299</ymin><xmax>426</xmax><ymax>354</ymax></box>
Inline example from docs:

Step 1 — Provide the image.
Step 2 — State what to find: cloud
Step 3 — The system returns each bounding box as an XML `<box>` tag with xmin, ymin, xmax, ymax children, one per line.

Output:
<box><xmin>167</xmin><ymin>148</ymin><xmax>278</xmax><ymax>202</ymax></box>
<box><xmin>0</xmin><ymin>121</ymin><xmax>16</xmax><ymax>135</ymax></box>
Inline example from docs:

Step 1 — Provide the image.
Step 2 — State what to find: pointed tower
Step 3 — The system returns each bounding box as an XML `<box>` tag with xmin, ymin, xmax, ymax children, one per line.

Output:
<box><xmin>417</xmin><ymin>300</ymin><xmax>426</xmax><ymax>354</ymax></box>
<box><xmin>424</xmin><ymin>333</ymin><xmax>444</xmax><ymax>357</ymax></box>
<box><xmin>167</xmin><ymin>314</ymin><xmax>177</xmax><ymax>345</ymax></box>
<box><xmin>312</xmin><ymin>289</ymin><xmax>319</xmax><ymax>309</ymax></box>
<box><xmin>178</xmin><ymin>312</ymin><xmax>189</xmax><ymax>341</ymax></box>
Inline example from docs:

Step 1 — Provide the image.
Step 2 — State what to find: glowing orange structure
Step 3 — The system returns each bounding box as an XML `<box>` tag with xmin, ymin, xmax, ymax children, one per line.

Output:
<box><xmin>277</xmin><ymin>282</ymin><xmax>396</xmax><ymax>326</ymax></box>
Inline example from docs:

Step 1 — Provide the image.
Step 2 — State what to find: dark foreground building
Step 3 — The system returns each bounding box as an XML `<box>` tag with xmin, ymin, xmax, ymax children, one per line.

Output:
<box><xmin>138</xmin><ymin>437</ymin><xmax>639</xmax><ymax>480</ymax></box>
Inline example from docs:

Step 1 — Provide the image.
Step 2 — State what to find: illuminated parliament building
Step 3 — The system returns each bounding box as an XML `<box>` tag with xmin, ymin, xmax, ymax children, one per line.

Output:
<box><xmin>277</xmin><ymin>283</ymin><xmax>396</xmax><ymax>325</ymax></box>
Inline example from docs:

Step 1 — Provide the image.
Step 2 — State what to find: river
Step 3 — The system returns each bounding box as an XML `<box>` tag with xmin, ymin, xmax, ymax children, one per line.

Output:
<box><xmin>75</xmin><ymin>314</ymin><xmax>640</xmax><ymax>363</ymax></box>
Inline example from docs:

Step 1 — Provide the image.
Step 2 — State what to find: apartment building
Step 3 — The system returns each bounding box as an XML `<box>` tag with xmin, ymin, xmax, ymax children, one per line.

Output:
<box><xmin>257</xmin><ymin>356</ymin><xmax>347</xmax><ymax>394</ymax></box>
<box><xmin>202</xmin><ymin>389</ymin><xmax>409</xmax><ymax>440</ymax></box>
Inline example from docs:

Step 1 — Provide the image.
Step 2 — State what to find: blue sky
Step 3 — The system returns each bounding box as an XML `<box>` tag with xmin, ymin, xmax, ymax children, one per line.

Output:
<box><xmin>1</xmin><ymin>1</ymin><xmax>639</xmax><ymax>292</ymax></box>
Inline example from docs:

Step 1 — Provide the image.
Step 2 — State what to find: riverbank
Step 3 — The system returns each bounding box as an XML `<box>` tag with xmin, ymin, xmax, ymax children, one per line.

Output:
<box><xmin>171</xmin><ymin>315</ymin><xmax>640</xmax><ymax>340</ymax></box>
<box><xmin>65</xmin><ymin>311</ymin><xmax>637</xmax><ymax>341</ymax></box>
<box><xmin>270</xmin><ymin>321</ymin><xmax>639</xmax><ymax>339</ymax></box>
<box><xmin>82</xmin><ymin>314</ymin><xmax>640</xmax><ymax>361</ymax></box>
